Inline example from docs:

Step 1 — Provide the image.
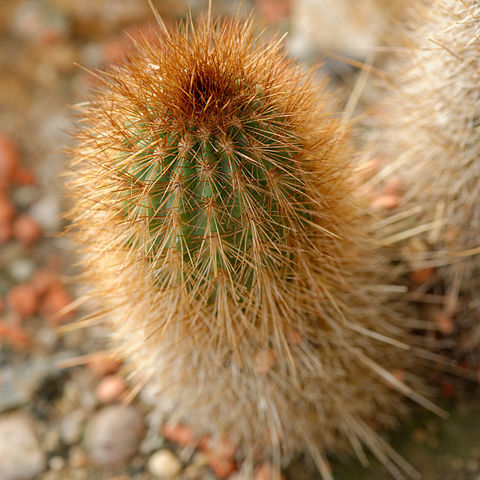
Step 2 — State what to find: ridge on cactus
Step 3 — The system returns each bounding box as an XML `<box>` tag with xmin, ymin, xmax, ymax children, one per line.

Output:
<box><xmin>370</xmin><ymin>0</ymin><xmax>480</xmax><ymax>360</ymax></box>
<box><xmin>68</xmin><ymin>12</ymin><xmax>437</xmax><ymax>479</ymax></box>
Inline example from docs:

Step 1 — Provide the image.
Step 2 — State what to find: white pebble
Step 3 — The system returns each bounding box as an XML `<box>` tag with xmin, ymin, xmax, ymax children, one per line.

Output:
<box><xmin>30</xmin><ymin>194</ymin><xmax>60</xmax><ymax>232</ymax></box>
<box><xmin>148</xmin><ymin>449</ymin><xmax>182</xmax><ymax>478</ymax></box>
<box><xmin>0</xmin><ymin>412</ymin><xmax>46</xmax><ymax>480</ymax></box>
<box><xmin>48</xmin><ymin>456</ymin><xmax>65</xmax><ymax>472</ymax></box>
<box><xmin>9</xmin><ymin>258</ymin><xmax>36</xmax><ymax>282</ymax></box>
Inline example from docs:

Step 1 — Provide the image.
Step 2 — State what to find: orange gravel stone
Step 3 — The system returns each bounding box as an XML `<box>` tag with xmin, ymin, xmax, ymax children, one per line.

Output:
<box><xmin>370</xmin><ymin>194</ymin><xmax>401</xmax><ymax>211</ymax></box>
<box><xmin>433</xmin><ymin>310</ymin><xmax>454</xmax><ymax>335</ymax></box>
<box><xmin>31</xmin><ymin>269</ymin><xmax>60</xmax><ymax>296</ymax></box>
<box><xmin>0</xmin><ymin>193</ymin><xmax>15</xmax><ymax>223</ymax></box>
<box><xmin>87</xmin><ymin>354</ymin><xmax>121</xmax><ymax>377</ymax></box>
<box><xmin>95</xmin><ymin>375</ymin><xmax>127</xmax><ymax>403</ymax></box>
<box><xmin>12</xmin><ymin>214</ymin><xmax>42</xmax><ymax>247</ymax></box>
<box><xmin>411</xmin><ymin>267</ymin><xmax>435</xmax><ymax>284</ymax></box>
<box><xmin>162</xmin><ymin>424</ymin><xmax>196</xmax><ymax>447</ymax></box>
<box><xmin>205</xmin><ymin>451</ymin><xmax>237</xmax><ymax>479</ymax></box>
<box><xmin>40</xmin><ymin>282</ymin><xmax>74</xmax><ymax>326</ymax></box>
<box><xmin>13</xmin><ymin>165</ymin><xmax>36</xmax><ymax>186</ymax></box>
<box><xmin>0</xmin><ymin>135</ymin><xmax>20</xmax><ymax>188</ymax></box>
<box><xmin>255</xmin><ymin>462</ymin><xmax>286</xmax><ymax>480</ymax></box>
<box><xmin>254</xmin><ymin>349</ymin><xmax>275</xmax><ymax>373</ymax></box>
<box><xmin>0</xmin><ymin>221</ymin><xmax>13</xmax><ymax>243</ymax></box>
<box><xmin>7</xmin><ymin>284</ymin><xmax>38</xmax><ymax>318</ymax></box>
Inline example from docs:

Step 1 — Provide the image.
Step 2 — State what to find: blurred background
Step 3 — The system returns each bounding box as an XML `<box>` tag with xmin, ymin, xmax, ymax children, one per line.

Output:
<box><xmin>0</xmin><ymin>1</ymin><xmax>479</xmax><ymax>480</ymax></box>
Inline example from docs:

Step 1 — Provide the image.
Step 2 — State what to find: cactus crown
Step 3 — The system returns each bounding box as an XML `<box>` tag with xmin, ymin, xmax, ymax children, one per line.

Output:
<box><xmin>80</xmin><ymin>17</ymin><xmax>346</xmax><ymax>306</ymax></box>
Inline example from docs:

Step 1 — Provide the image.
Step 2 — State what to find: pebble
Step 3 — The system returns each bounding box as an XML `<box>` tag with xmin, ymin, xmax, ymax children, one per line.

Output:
<box><xmin>148</xmin><ymin>449</ymin><xmax>182</xmax><ymax>478</ymax></box>
<box><xmin>254</xmin><ymin>462</ymin><xmax>285</xmax><ymax>480</ymax></box>
<box><xmin>433</xmin><ymin>309</ymin><xmax>454</xmax><ymax>335</ymax></box>
<box><xmin>48</xmin><ymin>456</ymin><xmax>65</xmax><ymax>472</ymax></box>
<box><xmin>12</xmin><ymin>186</ymin><xmax>37</xmax><ymax>209</ymax></box>
<box><xmin>370</xmin><ymin>194</ymin><xmax>401</xmax><ymax>211</ymax></box>
<box><xmin>0</xmin><ymin>412</ymin><xmax>46</xmax><ymax>480</ymax></box>
<box><xmin>7</xmin><ymin>283</ymin><xmax>38</xmax><ymax>318</ymax></box>
<box><xmin>30</xmin><ymin>194</ymin><xmax>61</xmax><ymax>232</ymax></box>
<box><xmin>205</xmin><ymin>451</ymin><xmax>236</xmax><ymax>479</ymax></box>
<box><xmin>40</xmin><ymin>281</ymin><xmax>74</xmax><ymax>326</ymax></box>
<box><xmin>0</xmin><ymin>136</ymin><xmax>20</xmax><ymax>188</ymax></box>
<box><xmin>9</xmin><ymin>258</ymin><xmax>36</xmax><ymax>282</ymax></box>
<box><xmin>68</xmin><ymin>446</ymin><xmax>88</xmax><ymax>469</ymax></box>
<box><xmin>85</xmin><ymin>405</ymin><xmax>144</xmax><ymax>466</ymax></box>
<box><xmin>13</xmin><ymin>214</ymin><xmax>42</xmax><ymax>247</ymax></box>
<box><xmin>87</xmin><ymin>353</ymin><xmax>121</xmax><ymax>377</ymax></box>
<box><xmin>60</xmin><ymin>410</ymin><xmax>85</xmax><ymax>445</ymax></box>
<box><xmin>95</xmin><ymin>375</ymin><xmax>127</xmax><ymax>403</ymax></box>
<box><xmin>162</xmin><ymin>423</ymin><xmax>196</xmax><ymax>447</ymax></box>
<box><xmin>0</xmin><ymin>221</ymin><xmax>13</xmax><ymax>243</ymax></box>
<box><xmin>0</xmin><ymin>193</ymin><xmax>16</xmax><ymax>223</ymax></box>
<box><xmin>411</xmin><ymin>267</ymin><xmax>435</xmax><ymax>284</ymax></box>
<box><xmin>254</xmin><ymin>349</ymin><xmax>275</xmax><ymax>373</ymax></box>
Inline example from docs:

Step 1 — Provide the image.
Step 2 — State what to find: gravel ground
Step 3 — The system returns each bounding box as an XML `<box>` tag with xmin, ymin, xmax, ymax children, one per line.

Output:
<box><xmin>0</xmin><ymin>1</ymin><xmax>479</xmax><ymax>480</ymax></box>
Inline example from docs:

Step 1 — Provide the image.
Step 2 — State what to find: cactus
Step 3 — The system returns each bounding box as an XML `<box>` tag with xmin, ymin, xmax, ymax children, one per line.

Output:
<box><xmin>371</xmin><ymin>0</ymin><xmax>480</xmax><ymax>359</ymax></box>
<box><xmin>68</xmin><ymin>14</ymin><xmax>435</xmax><ymax>478</ymax></box>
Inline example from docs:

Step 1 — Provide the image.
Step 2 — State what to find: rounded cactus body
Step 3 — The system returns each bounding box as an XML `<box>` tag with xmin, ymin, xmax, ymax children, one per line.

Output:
<box><xmin>69</xmin><ymin>15</ymin><xmax>431</xmax><ymax>478</ymax></box>
<box><xmin>372</xmin><ymin>0</ymin><xmax>480</xmax><ymax>359</ymax></box>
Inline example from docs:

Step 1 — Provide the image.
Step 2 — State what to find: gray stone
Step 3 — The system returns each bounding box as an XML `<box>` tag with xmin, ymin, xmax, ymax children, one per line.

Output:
<box><xmin>85</xmin><ymin>405</ymin><xmax>144</xmax><ymax>466</ymax></box>
<box><xmin>60</xmin><ymin>409</ymin><xmax>85</xmax><ymax>445</ymax></box>
<box><xmin>0</xmin><ymin>412</ymin><xmax>46</xmax><ymax>480</ymax></box>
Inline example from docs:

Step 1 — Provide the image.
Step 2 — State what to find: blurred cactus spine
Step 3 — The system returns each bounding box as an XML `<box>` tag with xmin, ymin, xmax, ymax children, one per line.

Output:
<box><xmin>69</xmin><ymin>11</ymin><xmax>433</xmax><ymax>479</ymax></box>
<box><xmin>374</xmin><ymin>0</ymin><xmax>480</xmax><ymax>356</ymax></box>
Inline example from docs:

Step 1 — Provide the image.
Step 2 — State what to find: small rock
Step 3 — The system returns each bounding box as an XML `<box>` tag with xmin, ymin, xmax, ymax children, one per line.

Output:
<box><xmin>31</xmin><ymin>269</ymin><xmax>59</xmax><ymax>296</ymax></box>
<box><xmin>148</xmin><ymin>449</ymin><xmax>182</xmax><ymax>478</ymax></box>
<box><xmin>30</xmin><ymin>195</ymin><xmax>60</xmax><ymax>232</ymax></box>
<box><xmin>85</xmin><ymin>405</ymin><xmax>144</xmax><ymax>466</ymax></box>
<box><xmin>162</xmin><ymin>423</ymin><xmax>196</xmax><ymax>447</ymax></box>
<box><xmin>68</xmin><ymin>446</ymin><xmax>88</xmax><ymax>469</ymax></box>
<box><xmin>60</xmin><ymin>410</ymin><xmax>85</xmax><ymax>445</ymax></box>
<box><xmin>9</xmin><ymin>258</ymin><xmax>36</xmax><ymax>283</ymax></box>
<box><xmin>48</xmin><ymin>456</ymin><xmax>65</xmax><ymax>472</ymax></box>
<box><xmin>12</xmin><ymin>214</ymin><xmax>42</xmax><ymax>247</ymax></box>
<box><xmin>370</xmin><ymin>194</ymin><xmax>401</xmax><ymax>211</ymax></box>
<box><xmin>255</xmin><ymin>462</ymin><xmax>285</xmax><ymax>480</ymax></box>
<box><xmin>12</xmin><ymin>186</ymin><xmax>37</xmax><ymax>209</ymax></box>
<box><xmin>254</xmin><ymin>349</ymin><xmax>275</xmax><ymax>373</ymax></box>
<box><xmin>433</xmin><ymin>309</ymin><xmax>455</xmax><ymax>335</ymax></box>
<box><xmin>43</xmin><ymin>427</ymin><xmax>60</xmax><ymax>453</ymax></box>
<box><xmin>36</xmin><ymin>325</ymin><xmax>58</xmax><ymax>351</ymax></box>
<box><xmin>13</xmin><ymin>166</ymin><xmax>36</xmax><ymax>186</ymax></box>
<box><xmin>40</xmin><ymin>281</ymin><xmax>74</xmax><ymax>326</ymax></box>
<box><xmin>0</xmin><ymin>221</ymin><xmax>13</xmax><ymax>243</ymax></box>
<box><xmin>0</xmin><ymin>412</ymin><xmax>46</xmax><ymax>480</ymax></box>
<box><xmin>205</xmin><ymin>451</ymin><xmax>236</xmax><ymax>479</ymax></box>
<box><xmin>0</xmin><ymin>136</ymin><xmax>20</xmax><ymax>188</ymax></box>
<box><xmin>7</xmin><ymin>283</ymin><xmax>38</xmax><ymax>318</ymax></box>
<box><xmin>0</xmin><ymin>193</ymin><xmax>16</xmax><ymax>223</ymax></box>
<box><xmin>87</xmin><ymin>354</ymin><xmax>121</xmax><ymax>377</ymax></box>
<box><xmin>95</xmin><ymin>375</ymin><xmax>127</xmax><ymax>403</ymax></box>
<box><xmin>411</xmin><ymin>267</ymin><xmax>435</xmax><ymax>284</ymax></box>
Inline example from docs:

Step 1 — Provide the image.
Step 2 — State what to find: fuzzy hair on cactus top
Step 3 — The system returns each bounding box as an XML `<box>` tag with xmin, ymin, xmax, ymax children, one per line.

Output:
<box><xmin>68</xmin><ymin>12</ymin><xmax>436</xmax><ymax>479</ymax></box>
